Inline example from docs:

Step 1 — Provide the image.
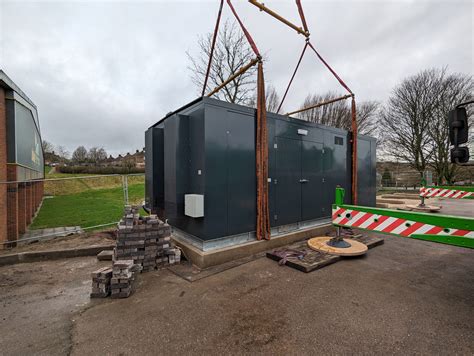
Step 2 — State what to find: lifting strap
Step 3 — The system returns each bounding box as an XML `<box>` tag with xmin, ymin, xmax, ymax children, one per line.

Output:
<box><xmin>295</xmin><ymin>0</ymin><xmax>309</xmax><ymax>33</ymax></box>
<box><xmin>202</xmin><ymin>0</ymin><xmax>225</xmax><ymax>97</ymax></box>
<box><xmin>277</xmin><ymin>41</ymin><xmax>308</xmax><ymax>113</ymax></box>
<box><xmin>256</xmin><ymin>61</ymin><xmax>271</xmax><ymax>240</ymax></box>
<box><xmin>227</xmin><ymin>0</ymin><xmax>261</xmax><ymax>57</ymax></box>
<box><xmin>307</xmin><ymin>41</ymin><xmax>353</xmax><ymax>95</ymax></box>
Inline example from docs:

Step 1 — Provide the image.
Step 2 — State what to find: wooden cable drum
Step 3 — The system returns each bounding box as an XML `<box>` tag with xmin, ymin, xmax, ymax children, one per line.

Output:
<box><xmin>307</xmin><ymin>236</ymin><xmax>368</xmax><ymax>256</ymax></box>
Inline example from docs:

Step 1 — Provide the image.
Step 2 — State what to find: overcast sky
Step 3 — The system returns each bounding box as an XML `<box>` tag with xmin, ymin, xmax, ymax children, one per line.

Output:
<box><xmin>0</xmin><ymin>0</ymin><xmax>472</xmax><ymax>156</ymax></box>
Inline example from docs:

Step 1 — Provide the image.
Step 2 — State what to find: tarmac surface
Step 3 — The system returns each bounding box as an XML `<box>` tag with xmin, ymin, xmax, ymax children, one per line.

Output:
<box><xmin>0</xmin><ymin>231</ymin><xmax>473</xmax><ymax>355</ymax></box>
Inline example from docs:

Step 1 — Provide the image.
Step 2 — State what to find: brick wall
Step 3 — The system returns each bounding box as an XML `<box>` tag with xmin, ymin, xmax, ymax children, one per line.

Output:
<box><xmin>6</xmin><ymin>165</ymin><xmax>18</xmax><ymax>246</ymax></box>
<box><xmin>17</xmin><ymin>183</ymin><xmax>26</xmax><ymax>234</ymax></box>
<box><xmin>0</xmin><ymin>88</ymin><xmax>7</xmax><ymax>246</ymax></box>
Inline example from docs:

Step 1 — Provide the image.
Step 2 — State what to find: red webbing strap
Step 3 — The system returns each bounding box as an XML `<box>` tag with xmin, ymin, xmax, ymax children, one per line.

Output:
<box><xmin>308</xmin><ymin>41</ymin><xmax>353</xmax><ymax>95</ymax></box>
<box><xmin>295</xmin><ymin>0</ymin><xmax>309</xmax><ymax>33</ymax></box>
<box><xmin>351</xmin><ymin>97</ymin><xmax>358</xmax><ymax>205</ymax></box>
<box><xmin>202</xmin><ymin>0</ymin><xmax>225</xmax><ymax>97</ymax></box>
<box><xmin>256</xmin><ymin>61</ymin><xmax>270</xmax><ymax>240</ymax></box>
<box><xmin>226</xmin><ymin>0</ymin><xmax>261</xmax><ymax>57</ymax></box>
<box><xmin>277</xmin><ymin>41</ymin><xmax>308</xmax><ymax>113</ymax></box>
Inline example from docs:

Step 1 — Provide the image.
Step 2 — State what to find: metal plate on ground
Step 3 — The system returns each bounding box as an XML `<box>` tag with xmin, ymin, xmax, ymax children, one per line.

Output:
<box><xmin>266</xmin><ymin>234</ymin><xmax>384</xmax><ymax>273</ymax></box>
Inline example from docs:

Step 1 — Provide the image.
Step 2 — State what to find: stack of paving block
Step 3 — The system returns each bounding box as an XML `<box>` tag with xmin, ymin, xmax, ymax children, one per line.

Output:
<box><xmin>114</xmin><ymin>206</ymin><xmax>180</xmax><ymax>271</ymax></box>
<box><xmin>115</xmin><ymin>206</ymin><xmax>145</xmax><ymax>264</ymax></box>
<box><xmin>90</xmin><ymin>267</ymin><xmax>113</xmax><ymax>298</ymax></box>
<box><xmin>110</xmin><ymin>260</ymin><xmax>141</xmax><ymax>298</ymax></box>
<box><xmin>165</xmin><ymin>247</ymin><xmax>181</xmax><ymax>265</ymax></box>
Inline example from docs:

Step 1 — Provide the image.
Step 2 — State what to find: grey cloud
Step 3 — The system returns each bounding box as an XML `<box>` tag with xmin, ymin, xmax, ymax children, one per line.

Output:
<box><xmin>0</xmin><ymin>0</ymin><xmax>472</xmax><ymax>155</ymax></box>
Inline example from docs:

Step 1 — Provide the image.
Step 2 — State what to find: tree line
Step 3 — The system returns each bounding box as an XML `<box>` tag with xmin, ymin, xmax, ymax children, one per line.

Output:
<box><xmin>42</xmin><ymin>142</ymin><xmax>108</xmax><ymax>165</ymax></box>
<box><xmin>188</xmin><ymin>20</ymin><xmax>473</xmax><ymax>185</ymax></box>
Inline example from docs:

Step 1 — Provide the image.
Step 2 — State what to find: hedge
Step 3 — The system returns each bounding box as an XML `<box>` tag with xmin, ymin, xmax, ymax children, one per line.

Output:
<box><xmin>57</xmin><ymin>165</ymin><xmax>145</xmax><ymax>175</ymax></box>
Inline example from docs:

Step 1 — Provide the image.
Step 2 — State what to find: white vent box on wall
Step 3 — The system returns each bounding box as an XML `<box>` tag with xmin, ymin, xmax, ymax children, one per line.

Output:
<box><xmin>185</xmin><ymin>194</ymin><xmax>204</xmax><ymax>218</ymax></box>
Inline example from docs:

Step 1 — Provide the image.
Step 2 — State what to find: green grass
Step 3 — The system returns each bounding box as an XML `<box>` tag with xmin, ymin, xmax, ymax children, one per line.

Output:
<box><xmin>44</xmin><ymin>174</ymin><xmax>144</xmax><ymax>196</ymax></box>
<box><xmin>30</xmin><ymin>183</ymin><xmax>145</xmax><ymax>230</ymax></box>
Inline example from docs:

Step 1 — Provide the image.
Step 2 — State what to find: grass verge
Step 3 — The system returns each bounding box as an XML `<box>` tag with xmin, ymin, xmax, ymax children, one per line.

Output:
<box><xmin>30</xmin><ymin>183</ymin><xmax>144</xmax><ymax>230</ymax></box>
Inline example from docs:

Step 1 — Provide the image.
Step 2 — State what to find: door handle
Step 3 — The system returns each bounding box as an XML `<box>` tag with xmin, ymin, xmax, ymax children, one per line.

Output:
<box><xmin>299</xmin><ymin>179</ymin><xmax>309</xmax><ymax>183</ymax></box>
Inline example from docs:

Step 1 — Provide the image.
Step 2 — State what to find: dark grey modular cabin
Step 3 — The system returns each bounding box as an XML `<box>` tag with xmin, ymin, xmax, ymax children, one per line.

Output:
<box><xmin>145</xmin><ymin>97</ymin><xmax>375</xmax><ymax>247</ymax></box>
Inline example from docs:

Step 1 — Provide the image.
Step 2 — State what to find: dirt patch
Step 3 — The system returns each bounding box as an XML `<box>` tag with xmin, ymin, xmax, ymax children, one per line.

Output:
<box><xmin>0</xmin><ymin>230</ymin><xmax>115</xmax><ymax>256</ymax></box>
<box><xmin>0</xmin><ymin>257</ymin><xmax>109</xmax><ymax>356</ymax></box>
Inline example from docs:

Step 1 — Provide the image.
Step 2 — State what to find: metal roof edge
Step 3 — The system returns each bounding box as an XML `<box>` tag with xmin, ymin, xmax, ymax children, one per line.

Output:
<box><xmin>0</xmin><ymin>70</ymin><xmax>37</xmax><ymax>110</ymax></box>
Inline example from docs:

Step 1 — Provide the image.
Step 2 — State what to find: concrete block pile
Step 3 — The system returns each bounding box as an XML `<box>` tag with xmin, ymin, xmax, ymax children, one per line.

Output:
<box><xmin>90</xmin><ymin>267</ymin><xmax>112</xmax><ymax>298</ymax></box>
<box><xmin>90</xmin><ymin>205</ymin><xmax>182</xmax><ymax>299</ymax></box>
<box><xmin>111</xmin><ymin>260</ymin><xmax>141</xmax><ymax>298</ymax></box>
<box><xmin>115</xmin><ymin>206</ymin><xmax>181</xmax><ymax>270</ymax></box>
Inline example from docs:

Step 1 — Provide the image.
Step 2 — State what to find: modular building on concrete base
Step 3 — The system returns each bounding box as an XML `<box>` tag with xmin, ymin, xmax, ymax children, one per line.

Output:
<box><xmin>145</xmin><ymin>97</ymin><xmax>375</xmax><ymax>251</ymax></box>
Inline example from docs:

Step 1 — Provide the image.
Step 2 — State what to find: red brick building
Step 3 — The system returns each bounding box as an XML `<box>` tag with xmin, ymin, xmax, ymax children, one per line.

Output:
<box><xmin>0</xmin><ymin>70</ymin><xmax>44</xmax><ymax>247</ymax></box>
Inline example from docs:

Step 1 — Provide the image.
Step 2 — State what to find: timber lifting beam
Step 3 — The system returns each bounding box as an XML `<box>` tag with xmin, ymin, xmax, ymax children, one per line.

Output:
<box><xmin>206</xmin><ymin>57</ymin><xmax>260</xmax><ymax>97</ymax></box>
<box><xmin>285</xmin><ymin>94</ymin><xmax>353</xmax><ymax>116</ymax></box>
<box><xmin>248</xmin><ymin>0</ymin><xmax>310</xmax><ymax>37</ymax></box>
<box><xmin>332</xmin><ymin>188</ymin><xmax>474</xmax><ymax>249</ymax></box>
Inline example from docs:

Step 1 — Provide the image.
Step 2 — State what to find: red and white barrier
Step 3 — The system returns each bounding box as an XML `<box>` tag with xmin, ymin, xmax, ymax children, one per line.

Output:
<box><xmin>419</xmin><ymin>187</ymin><xmax>473</xmax><ymax>199</ymax></box>
<box><xmin>332</xmin><ymin>207</ymin><xmax>474</xmax><ymax>238</ymax></box>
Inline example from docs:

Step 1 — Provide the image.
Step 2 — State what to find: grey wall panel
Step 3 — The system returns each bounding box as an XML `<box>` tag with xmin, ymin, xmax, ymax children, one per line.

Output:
<box><xmin>164</xmin><ymin>114</ymin><xmax>190</xmax><ymax>226</ymax></box>
<box><xmin>267</xmin><ymin>118</ymin><xmax>276</xmax><ymax>226</ymax></box>
<box><xmin>357</xmin><ymin>137</ymin><xmax>376</xmax><ymax>207</ymax></box>
<box><xmin>227</xmin><ymin>110</ymin><xmax>256</xmax><ymax>235</ymax></box>
<box><xmin>275</xmin><ymin>136</ymin><xmax>302</xmax><ymax>225</ymax></box>
<box><xmin>274</xmin><ymin>117</ymin><xmax>323</xmax><ymax>143</ymax></box>
<box><xmin>144</xmin><ymin>128</ymin><xmax>154</xmax><ymax>210</ymax></box>
<box><xmin>145</xmin><ymin>127</ymin><xmax>165</xmax><ymax>214</ymax></box>
<box><xmin>164</xmin><ymin>115</ymin><xmax>178</xmax><ymax>220</ymax></box>
<box><xmin>301</xmin><ymin>140</ymin><xmax>324</xmax><ymax>220</ymax></box>
<box><xmin>203</xmin><ymin>104</ymin><xmax>229</xmax><ymax>239</ymax></box>
<box><xmin>182</xmin><ymin>109</ymin><xmax>206</xmax><ymax>237</ymax></box>
<box><xmin>323</xmin><ymin>130</ymin><xmax>350</xmax><ymax>214</ymax></box>
<box><xmin>187</xmin><ymin>109</ymin><xmax>205</xmax><ymax>195</ymax></box>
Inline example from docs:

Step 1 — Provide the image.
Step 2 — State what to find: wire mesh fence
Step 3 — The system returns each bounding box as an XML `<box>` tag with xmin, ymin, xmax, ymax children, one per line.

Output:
<box><xmin>1</xmin><ymin>173</ymin><xmax>145</xmax><ymax>245</ymax></box>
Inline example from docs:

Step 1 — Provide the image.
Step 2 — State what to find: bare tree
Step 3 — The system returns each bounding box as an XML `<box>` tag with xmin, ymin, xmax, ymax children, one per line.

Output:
<box><xmin>425</xmin><ymin>68</ymin><xmax>473</xmax><ymax>184</ymax></box>
<box><xmin>380</xmin><ymin>73</ymin><xmax>434</xmax><ymax>177</ymax></box>
<box><xmin>265</xmin><ymin>85</ymin><xmax>280</xmax><ymax>113</ymax></box>
<box><xmin>297</xmin><ymin>92</ymin><xmax>379</xmax><ymax>136</ymax></box>
<box><xmin>381</xmin><ymin>68</ymin><xmax>473</xmax><ymax>182</ymax></box>
<box><xmin>247</xmin><ymin>84</ymin><xmax>281</xmax><ymax>113</ymax></box>
<box><xmin>88</xmin><ymin>147</ymin><xmax>107</xmax><ymax>164</ymax></box>
<box><xmin>187</xmin><ymin>19</ymin><xmax>257</xmax><ymax>104</ymax></box>
<box><xmin>42</xmin><ymin>140</ymin><xmax>54</xmax><ymax>154</ymax></box>
<box><xmin>72</xmin><ymin>146</ymin><xmax>88</xmax><ymax>164</ymax></box>
<box><xmin>56</xmin><ymin>145</ymin><xmax>70</xmax><ymax>162</ymax></box>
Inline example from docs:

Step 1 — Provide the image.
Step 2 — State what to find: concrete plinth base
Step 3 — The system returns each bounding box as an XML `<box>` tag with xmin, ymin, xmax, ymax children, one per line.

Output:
<box><xmin>171</xmin><ymin>223</ymin><xmax>333</xmax><ymax>269</ymax></box>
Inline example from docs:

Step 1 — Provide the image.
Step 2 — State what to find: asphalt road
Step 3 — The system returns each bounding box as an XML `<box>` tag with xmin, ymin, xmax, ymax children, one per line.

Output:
<box><xmin>1</xmin><ymin>203</ymin><xmax>474</xmax><ymax>355</ymax></box>
<box><xmin>70</xmin><ymin>235</ymin><xmax>474</xmax><ymax>355</ymax></box>
<box><xmin>2</xmin><ymin>231</ymin><xmax>472</xmax><ymax>355</ymax></box>
<box><xmin>434</xmin><ymin>197</ymin><xmax>474</xmax><ymax>218</ymax></box>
